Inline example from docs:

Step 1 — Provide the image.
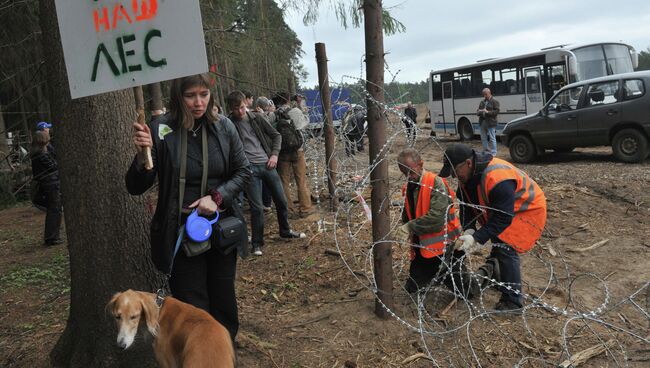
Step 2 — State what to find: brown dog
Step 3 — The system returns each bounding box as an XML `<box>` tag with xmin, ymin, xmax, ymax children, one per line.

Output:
<box><xmin>107</xmin><ymin>289</ymin><xmax>235</xmax><ymax>368</ymax></box>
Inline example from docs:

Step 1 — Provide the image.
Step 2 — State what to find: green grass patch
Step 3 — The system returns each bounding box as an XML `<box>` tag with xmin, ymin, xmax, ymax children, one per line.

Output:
<box><xmin>0</xmin><ymin>253</ymin><xmax>69</xmax><ymax>292</ymax></box>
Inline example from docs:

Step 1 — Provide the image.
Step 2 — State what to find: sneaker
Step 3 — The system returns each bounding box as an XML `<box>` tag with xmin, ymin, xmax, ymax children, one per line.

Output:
<box><xmin>252</xmin><ymin>247</ymin><xmax>263</xmax><ymax>256</ymax></box>
<box><xmin>494</xmin><ymin>299</ymin><xmax>523</xmax><ymax>313</ymax></box>
<box><xmin>263</xmin><ymin>206</ymin><xmax>272</xmax><ymax>213</ymax></box>
<box><xmin>45</xmin><ymin>239</ymin><xmax>64</xmax><ymax>246</ymax></box>
<box><xmin>280</xmin><ymin>230</ymin><xmax>306</xmax><ymax>239</ymax></box>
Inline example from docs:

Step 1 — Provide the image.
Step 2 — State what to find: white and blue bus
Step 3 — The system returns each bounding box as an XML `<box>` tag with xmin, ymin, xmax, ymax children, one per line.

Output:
<box><xmin>428</xmin><ymin>42</ymin><xmax>639</xmax><ymax>140</ymax></box>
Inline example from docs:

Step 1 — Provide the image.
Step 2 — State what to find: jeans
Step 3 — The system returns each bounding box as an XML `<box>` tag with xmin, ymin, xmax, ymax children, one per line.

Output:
<box><xmin>480</xmin><ymin>123</ymin><xmax>497</xmax><ymax>156</ymax></box>
<box><xmin>277</xmin><ymin>149</ymin><xmax>311</xmax><ymax>213</ymax></box>
<box><xmin>169</xmin><ymin>245</ymin><xmax>238</xmax><ymax>341</ymax></box>
<box><xmin>262</xmin><ymin>183</ymin><xmax>272</xmax><ymax>207</ymax></box>
<box><xmin>490</xmin><ymin>244</ymin><xmax>522</xmax><ymax>306</ymax></box>
<box><xmin>245</xmin><ymin>164</ymin><xmax>291</xmax><ymax>247</ymax></box>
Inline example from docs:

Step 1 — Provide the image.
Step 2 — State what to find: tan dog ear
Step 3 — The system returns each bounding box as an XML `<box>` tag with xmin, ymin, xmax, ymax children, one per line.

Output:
<box><xmin>105</xmin><ymin>292</ymin><xmax>121</xmax><ymax>316</ymax></box>
<box><xmin>139</xmin><ymin>292</ymin><xmax>159</xmax><ymax>337</ymax></box>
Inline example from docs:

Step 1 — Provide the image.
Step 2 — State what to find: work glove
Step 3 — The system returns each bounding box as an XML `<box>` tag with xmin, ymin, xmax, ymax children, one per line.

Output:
<box><xmin>455</xmin><ymin>229</ymin><xmax>478</xmax><ymax>252</ymax></box>
<box><xmin>395</xmin><ymin>223</ymin><xmax>411</xmax><ymax>243</ymax></box>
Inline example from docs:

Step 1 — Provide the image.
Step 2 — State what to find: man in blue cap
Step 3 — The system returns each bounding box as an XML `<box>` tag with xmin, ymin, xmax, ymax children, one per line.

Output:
<box><xmin>36</xmin><ymin>122</ymin><xmax>55</xmax><ymax>157</ymax></box>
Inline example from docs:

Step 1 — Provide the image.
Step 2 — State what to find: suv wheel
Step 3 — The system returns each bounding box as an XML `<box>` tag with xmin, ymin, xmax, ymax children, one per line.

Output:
<box><xmin>458</xmin><ymin>119</ymin><xmax>473</xmax><ymax>141</ymax></box>
<box><xmin>509</xmin><ymin>135</ymin><xmax>537</xmax><ymax>163</ymax></box>
<box><xmin>612</xmin><ymin>128</ymin><xmax>648</xmax><ymax>163</ymax></box>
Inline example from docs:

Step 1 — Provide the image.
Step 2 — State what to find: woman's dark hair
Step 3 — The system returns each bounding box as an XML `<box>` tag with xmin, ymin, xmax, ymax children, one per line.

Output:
<box><xmin>169</xmin><ymin>74</ymin><xmax>216</xmax><ymax>129</ymax></box>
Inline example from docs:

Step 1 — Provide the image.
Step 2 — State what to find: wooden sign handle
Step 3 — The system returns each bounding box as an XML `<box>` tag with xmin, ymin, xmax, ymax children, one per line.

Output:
<box><xmin>133</xmin><ymin>86</ymin><xmax>153</xmax><ymax>171</ymax></box>
<box><xmin>138</xmin><ymin>108</ymin><xmax>154</xmax><ymax>170</ymax></box>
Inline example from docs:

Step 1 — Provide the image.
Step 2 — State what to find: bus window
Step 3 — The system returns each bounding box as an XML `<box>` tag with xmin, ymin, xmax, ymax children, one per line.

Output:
<box><xmin>453</xmin><ymin>71</ymin><xmax>472</xmax><ymax>98</ymax></box>
<box><xmin>481</xmin><ymin>69</ymin><xmax>493</xmax><ymax>85</ymax></box>
<box><xmin>443</xmin><ymin>82</ymin><xmax>452</xmax><ymax>99</ymax></box>
<box><xmin>548</xmin><ymin>65</ymin><xmax>567</xmax><ymax>92</ymax></box>
<box><xmin>526</xmin><ymin>74</ymin><xmax>540</xmax><ymax>93</ymax></box>
<box><xmin>499</xmin><ymin>68</ymin><xmax>518</xmax><ymax>94</ymax></box>
<box><xmin>573</xmin><ymin>45</ymin><xmax>607</xmax><ymax>80</ymax></box>
<box><xmin>431</xmin><ymin>74</ymin><xmax>442</xmax><ymax>100</ymax></box>
<box><xmin>604</xmin><ymin>44</ymin><xmax>634</xmax><ymax>75</ymax></box>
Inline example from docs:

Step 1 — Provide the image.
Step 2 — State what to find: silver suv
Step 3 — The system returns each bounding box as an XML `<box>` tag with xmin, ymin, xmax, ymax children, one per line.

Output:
<box><xmin>502</xmin><ymin>71</ymin><xmax>650</xmax><ymax>163</ymax></box>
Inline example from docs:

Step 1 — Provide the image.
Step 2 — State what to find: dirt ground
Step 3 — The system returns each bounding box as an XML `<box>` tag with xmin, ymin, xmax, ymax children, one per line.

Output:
<box><xmin>1</xmin><ymin>115</ymin><xmax>650</xmax><ymax>367</ymax></box>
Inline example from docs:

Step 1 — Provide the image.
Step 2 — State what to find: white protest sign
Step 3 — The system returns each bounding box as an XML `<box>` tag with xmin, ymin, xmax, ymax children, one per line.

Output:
<box><xmin>54</xmin><ymin>0</ymin><xmax>208</xmax><ymax>99</ymax></box>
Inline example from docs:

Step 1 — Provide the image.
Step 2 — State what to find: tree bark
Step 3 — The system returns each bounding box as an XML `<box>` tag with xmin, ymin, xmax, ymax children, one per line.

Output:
<box><xmin>147</xmin><ymin>83</ymin><xmax>164</xmax><ymax>115</ymax></box>
<box><xmin>39</xmin><ymin>1</ymin><xmax>161</xmax><ymax>366</ymax></box>
<box><xmin>363</xmin><ymin>0</ymin><xmax>394</xmax><ymax>318</ymax></box>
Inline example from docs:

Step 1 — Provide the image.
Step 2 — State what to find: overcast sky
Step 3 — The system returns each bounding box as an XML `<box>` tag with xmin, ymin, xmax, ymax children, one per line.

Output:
<box><xmin>285</xmin><ymin>0</ymin><xmax>650</xmax><ymax>88</ymax></box>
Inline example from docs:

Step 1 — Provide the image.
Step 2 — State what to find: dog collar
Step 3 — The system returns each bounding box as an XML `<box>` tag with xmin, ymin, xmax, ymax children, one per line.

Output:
<box><xmin>155</xmin><ymin>289</ymin><xmax>166</xmax><ymax>308</ymax></box>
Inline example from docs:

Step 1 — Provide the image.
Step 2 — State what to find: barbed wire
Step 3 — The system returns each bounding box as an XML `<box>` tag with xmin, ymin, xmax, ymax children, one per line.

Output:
<box><xmin>298</xmin><ymin>69</ymin><xmax>650</xmax><ymax>366</ymax></box>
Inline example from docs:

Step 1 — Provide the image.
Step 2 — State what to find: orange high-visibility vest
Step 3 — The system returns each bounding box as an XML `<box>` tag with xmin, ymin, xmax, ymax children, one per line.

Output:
<box><xmin>403</xmin><ymin>171</ymin><xmax>462</xmax><ymax>258</ymax></box>
<box><xmin>465</xmin><ymin>158</ymin><xmax>547</xmax><ymax>253</ymax></box>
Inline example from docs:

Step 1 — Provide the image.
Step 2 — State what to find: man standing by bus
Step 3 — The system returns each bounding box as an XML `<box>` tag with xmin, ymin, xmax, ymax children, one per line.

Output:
<box><xmin>477</xmin><ymin>88</ymin><xmax>499</xmax><ymax>156</ymax></box>
<box><xmin>439</xmin><ymin>143</ymin><xmax>547</xmax><ymax>311</ymax></box>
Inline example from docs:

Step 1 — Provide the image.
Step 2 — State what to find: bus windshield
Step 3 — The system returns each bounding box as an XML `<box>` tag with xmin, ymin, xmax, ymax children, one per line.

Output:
<box><xmin>572</xmin><ymin>44</ymin><xmax>634</xmax><ymax>80</ymax></box>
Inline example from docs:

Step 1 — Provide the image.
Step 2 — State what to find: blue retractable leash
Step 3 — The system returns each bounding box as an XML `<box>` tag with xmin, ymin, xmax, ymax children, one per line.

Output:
<box><xmin>156</xmin><ymin>123</ymin><xmax>211</xmax><ymax>306</ymax></box>
<box><xmin>167</xmin><ymin>209</ymin><xmax>219</xmax><ymax>272</ymax></box>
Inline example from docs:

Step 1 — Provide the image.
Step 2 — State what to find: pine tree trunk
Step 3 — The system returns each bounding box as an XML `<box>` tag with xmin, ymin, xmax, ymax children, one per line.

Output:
<box><xmin>363</xmin><ymin>0</ymin><xmax>394</xmax><ymax>318</ymax></box>
<box><xmin>39</xmin><ymin>1</ymin><xmax>161</xmax><ymax>366</ymax></box>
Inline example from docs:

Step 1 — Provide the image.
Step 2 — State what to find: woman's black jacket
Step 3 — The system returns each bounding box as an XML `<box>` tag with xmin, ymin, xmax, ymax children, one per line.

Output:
<box><xmin>125</xmin><ymin>114</ymin><xmax>252</xmax><ymax>273</ymax></box>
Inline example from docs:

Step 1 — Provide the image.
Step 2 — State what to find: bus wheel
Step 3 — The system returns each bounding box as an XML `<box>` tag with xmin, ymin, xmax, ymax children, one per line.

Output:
<box><xmin>612</xmin><ymin>128</ymin><xmax>648</xmax><ymax>163</ymax></box>
<box><xmin>458</xmin><ymin>119</ymin><xmax>473</xmax><ymax>141</ymax></box>
<box><xmin>509</xmin><ymin>135</ymin><xmax>537</xmax><ymax>163</ymax></box>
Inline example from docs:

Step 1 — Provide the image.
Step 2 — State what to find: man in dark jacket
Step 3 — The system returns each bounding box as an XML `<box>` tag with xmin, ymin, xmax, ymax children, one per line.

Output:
<box><xmin>227</xmin><ymin>91</ymin><xmax>305</xmax><ymax>257</ymax></box>
<box><xmin>477</xmin><ymin>88</ymin><xmax>500</xmax><ymax>155</ymax></box>
<box><xmin>31</xmin><ymin>130</ymin><xmax>63</xmax><ymax>246</ymax></box>
<box><xmin>440</xmin><ymin>143</ymin><xmax>547</xmax><ymax>312</ymax></box>
<box><xmin>403</xmin><ymin>101</ymin><xmax>417</xmax><ymax>143</ymax></box>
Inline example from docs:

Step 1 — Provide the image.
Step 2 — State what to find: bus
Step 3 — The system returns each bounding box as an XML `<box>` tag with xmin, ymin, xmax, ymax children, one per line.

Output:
<box><xmin>427</xmin><ymin>42</ymin><xmax>639</xmax><ymax>140</ymax></box>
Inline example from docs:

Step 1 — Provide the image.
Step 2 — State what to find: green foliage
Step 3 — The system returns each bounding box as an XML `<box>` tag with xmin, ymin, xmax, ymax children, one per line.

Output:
<box><xmin>0</xmin><ymin>253</ymin><xmax>69</xmax><ymax>291</ymax></box>
<box><xmin>298</xmin><ymin>0</ymin><xmax>405</xmax><ymax>36</ymax></box>
<box><xmin>637</xmin><ymin>47</ymin><xmax>650</xmax><ymax>71</ymax></box>
<box><xmin>201</xmin><ymin>0</ymin><xmax>306</xmax><ymax>97</ymax></box>
<box><xmin>343</xmin><ymin>79</ymin><xmax>430</xmax><ymax>105</ymax></box>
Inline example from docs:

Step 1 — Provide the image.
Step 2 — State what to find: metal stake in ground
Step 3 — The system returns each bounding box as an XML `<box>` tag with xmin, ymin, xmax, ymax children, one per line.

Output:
<box><xmin>315</xmin><ymin>42</ymin><xmax>339</xmax><ymax>210</ymax></box>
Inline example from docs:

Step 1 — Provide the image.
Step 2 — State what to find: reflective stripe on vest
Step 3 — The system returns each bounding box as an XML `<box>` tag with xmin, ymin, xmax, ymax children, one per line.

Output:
<box><xmin>402</xmin><ymin>171</ymin><xmax>462</xmax><ymax>258</ymax></box>
<box><xmin>473</xmin><ymin>158</ymin><xmax>547</xmax><ymax>253</ymax></box>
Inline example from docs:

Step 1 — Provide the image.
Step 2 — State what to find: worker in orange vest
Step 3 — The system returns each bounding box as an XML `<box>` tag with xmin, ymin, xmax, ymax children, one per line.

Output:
<box><xmin>395</xmin><ymin>148</ymin><xmax>478</xmax><ymax>296</ymax></box>
<box><xmin>439</xmin><ymin>144</ymin><xmax>547</xmax><ymax>312</ymax></box>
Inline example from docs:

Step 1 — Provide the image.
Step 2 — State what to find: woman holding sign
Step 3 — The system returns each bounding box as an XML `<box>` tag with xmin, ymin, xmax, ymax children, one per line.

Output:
<box><xmin>126</xmin><ymin>73</ymin><xmax>251</xmax><ymax>341</ymax></box>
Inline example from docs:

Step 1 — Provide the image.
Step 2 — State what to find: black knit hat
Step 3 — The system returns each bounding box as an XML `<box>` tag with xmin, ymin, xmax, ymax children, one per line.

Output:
<box><xmin>439</xmin><ymin>144</ymin><xmax>474</xmax><ymax>177</ymax></box>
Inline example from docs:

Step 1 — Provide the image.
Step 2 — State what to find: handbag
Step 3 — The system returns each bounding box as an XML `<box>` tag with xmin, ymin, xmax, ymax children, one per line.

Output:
<box><xmin>214</xmin><ymin>215</ymin><xmax>245</xmax><ymax>254</ymax></box>
<box><xmin>180</xmin><ymin>224</ymin><xmax>212</xmax><ymax>257</ymax></box>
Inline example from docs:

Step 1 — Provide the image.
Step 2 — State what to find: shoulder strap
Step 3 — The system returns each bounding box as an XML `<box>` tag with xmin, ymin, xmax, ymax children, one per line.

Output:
<box><xmin>179</xmin><ymin>127</ymin><xmax>187</xmax><ymax>218</ymax></box>
<box><xmin>178</xmin><ymin>124</ymin><xmax>209</xmax><ymax>220</ymax></box>
<box><xmin>201</xmin><ymin>124</ymin><xmax>208</xmax><ymax>196</ymax></box>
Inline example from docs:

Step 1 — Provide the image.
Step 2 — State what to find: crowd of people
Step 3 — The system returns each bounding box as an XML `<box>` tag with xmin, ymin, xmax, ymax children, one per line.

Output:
<box><xmin>29</xmin><ymin>74</ymin><xmax>544</xmax><ymax>349</ymax></box>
